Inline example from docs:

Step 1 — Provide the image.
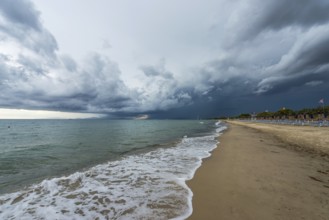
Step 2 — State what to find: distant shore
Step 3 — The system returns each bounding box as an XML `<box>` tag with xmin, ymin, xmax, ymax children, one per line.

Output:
<box><xmin>187</xmin><ymin>121</ymin><xmax>329</xmax><ymax>220</ymax></box>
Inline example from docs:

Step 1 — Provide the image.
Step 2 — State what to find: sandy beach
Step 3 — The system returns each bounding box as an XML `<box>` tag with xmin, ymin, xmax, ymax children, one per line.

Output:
<box><xmin>187</xmin><ymin>121</ymin><xmax>329</xmax><ymax>220</ymax></box>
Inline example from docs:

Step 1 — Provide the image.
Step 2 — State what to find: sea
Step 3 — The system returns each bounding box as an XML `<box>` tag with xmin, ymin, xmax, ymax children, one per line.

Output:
<box><xmin>0</xmin><ymin>119</ymin><xmax>227</xmax><ymax>220</ymax></box>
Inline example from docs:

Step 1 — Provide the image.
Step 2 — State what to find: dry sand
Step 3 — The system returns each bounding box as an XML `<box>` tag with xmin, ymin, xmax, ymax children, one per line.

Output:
<box><xmin>230</xmin><ymin>121</ymin><xmax>329</xmax><ymax>157</ymax></box>
<box><xmin>187</xmin><ymin>121</ymin><xmax>329</xmax><ymax>220</ymax></box>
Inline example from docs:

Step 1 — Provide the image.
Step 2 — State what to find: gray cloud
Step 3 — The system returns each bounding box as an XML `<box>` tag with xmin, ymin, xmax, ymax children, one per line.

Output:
<box><xmin>0</xmin><ymin>0</ymin><xmax>58</xmax><ymax>58</ymax></box>
<box><xmin>0</xmin><ymin>1</ymin><xmax>136</xmax><ymax>114</ymax></box>
<box><xmin>256</xmin><ymin>25</ymin><xmax>329</xmax><ymax>94</ymax></box>
<box><xmin>17</xmin><ymin>54</ymin><xmax>48</xmax><ymax>75</ymax></box>
<box><xmin>138</xmin><ymin>62</ymin><xmax>192</xmax><ymax>112</ymax></box>
<box><xmin>139</xmin><ymin>59</ymin><xmax>174</xmax><ymax>79</ymax></box>
<box><xmin>140</xmin><ymin>65</ymin><xmax>174</xmax><ymax>79</ymax></box>
<box><xmin>256</xmin><ymin>0</ymin><xmax>329</xmax><ymax>30</ymax></box>
<box><xmin>60</xmin><ymin>55</ymin><xmax>77</xmax><ymax>72</ymax></box>
<box><xmin>80</xmin><ymin>54</ymin><xmax>138</xmax><ymax>112</ymax></box>
<box><xmin>0</xmin><ymin>0</ymin><xmax>41</xmax><ymax>31</ymax></box>
<box><xmin>305</xmin><ymin>80</ymin><xmax>323</xmax><ymax>87</ymax></box>
<box><xmin>0</xmin><ymin>52</ymin><xmax>137</xmax><ymax>114</ymax></box>
<box><xmin>1</xmin><ymin>0</ymin><xmax>329</xmax><ymax>118</ymax></box>
<box><xmin>193</xmin><ymin>1</ymin><xmax>329</xmax><ymax>111</ymax></box>
<box><xmin>236</xmin><ymin>0</ymin><xmax>329</xmax><ymax>41</ymax></box>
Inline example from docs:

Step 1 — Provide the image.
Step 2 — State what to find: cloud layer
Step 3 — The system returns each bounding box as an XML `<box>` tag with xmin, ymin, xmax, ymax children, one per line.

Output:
<box><xmin>0</xmin><ymin>0</ymin><xmax>329</xmax><ymax>118</ymax></box>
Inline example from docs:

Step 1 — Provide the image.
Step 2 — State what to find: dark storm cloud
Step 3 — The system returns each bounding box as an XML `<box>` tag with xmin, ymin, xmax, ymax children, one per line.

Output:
<box><xmin>2</xmin><ymin>0</ymin><xmax>218</xmax><ymax>116</ymax></box>
<box><xmin>0</xmin><ymin>0</ymin><xmax>58</xmax><ymax>58</ymax></box>
<box><xmin>186</xmin><ymin>54</ymin><xmax>258</xmax><ymax>101</ymax></box>
<box><xmin>257</xmin><ymin>71</ymin><xmax>329</xmax><ymax>96</ymax></box>
<box><xmin>0</xmin><ymin>0</ymin><xmax>41</xmax><ymax>31</ymax></box>
<box><xmin>1</xmin><ymin>0</ymin><xmax>329</xmax><ymax>118</ymax></box>
<box><xmin>260</xmin><ymin>0</ymin><xmax>329</xmax><ymax>28</ymax></box>
<box><xmin>149</xmin><ymin>77</ymin><xmax>257</xmax><ymax>119</ymax></box>
<box><xmin>256</xmin><ymin>26</ymin><xmax>329</xmax><ymax>94</ymax></box>
<box><xmin>58</xmin><ymin>54</ymin><xmax>137</xmax><ymax>113</ymax></box>
<box><xmin>0</xmin><ymin>51</ymin><xmax>137</xmax><ymax>114</ymax></box>
<box><xmin>79</xmin><ymin>54</ymin><xmax>137</xmax><ymax>111</ymax></box>
<box><xmin>243</xmin><ymin>0</ymin><xmax>329</xmax><ymax>39</ymax></box>
<box><xmin>0</xmin><ymin>1</ymin><xmax>143</xmax><ymax>115</ymax></box>
<box><xmin>0</xmin><ymin>1</ymin><xmax>106</xmax><ymax>113</ymax></box>
<box><xmin>155</xmin><ymin>73</ymin><xmax>329</xmax><ymax>119</ymax></box>
<box><xmin>190</xmin><ymin>0</ymin><xmax>329</xmax><ymax>117</ymax></box>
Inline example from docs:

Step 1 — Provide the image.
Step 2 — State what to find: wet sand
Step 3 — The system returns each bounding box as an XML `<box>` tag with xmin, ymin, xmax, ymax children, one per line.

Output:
<box><xmin>187</xmin><ymin>121</ymin><xmax>329</xmax><ymax>220</ymax></box>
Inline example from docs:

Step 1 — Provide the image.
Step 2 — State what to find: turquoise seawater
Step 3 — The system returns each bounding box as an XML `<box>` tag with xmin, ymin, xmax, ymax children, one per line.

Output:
<box><xmin>0</xmin><ymin>119</ymin><xmax>226</xmax><ymax>219</ymax></box>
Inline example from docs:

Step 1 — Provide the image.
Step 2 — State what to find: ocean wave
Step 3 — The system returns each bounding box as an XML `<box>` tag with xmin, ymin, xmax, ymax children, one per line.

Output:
<box><xmin>0</xmin><ymin>123</ymin><xmax>226</xmax><ymax>219</ymax></box>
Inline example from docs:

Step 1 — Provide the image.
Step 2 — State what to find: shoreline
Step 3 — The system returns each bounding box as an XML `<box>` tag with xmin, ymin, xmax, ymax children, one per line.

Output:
<box><xmin>0</xmin><ymin>120</ymin><xmax>222</xmax><ymax>219</ymax></box>
<box><xmin>187</xmin><ymin>121</ymin><xmax>329</xmax><ymax>220</ymax></box>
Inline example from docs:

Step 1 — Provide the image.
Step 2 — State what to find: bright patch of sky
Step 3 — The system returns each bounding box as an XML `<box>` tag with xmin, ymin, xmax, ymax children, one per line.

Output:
<box><xmin>0</xmin><ymin>108</ymin><xmax>104</xmax><ymax>119</ymax></box>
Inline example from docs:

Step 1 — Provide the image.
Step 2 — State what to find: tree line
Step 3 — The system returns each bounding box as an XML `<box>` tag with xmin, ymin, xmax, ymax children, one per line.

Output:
<box><xmin>235</xmin><ymin>106</ymin><xmax>329</xmax><ymax>120</ymax></box>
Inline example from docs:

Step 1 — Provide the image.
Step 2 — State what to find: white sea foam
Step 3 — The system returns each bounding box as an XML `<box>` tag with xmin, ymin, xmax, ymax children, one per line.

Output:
<box><xmin>0</xmin><ymin>123</ymin><xmax>226</xmax><ymax>220</ymax></box>
<box><xmin>215</xmin><ymin>121</ymin><xmax>227</xmax><ymax>133</ymax></box>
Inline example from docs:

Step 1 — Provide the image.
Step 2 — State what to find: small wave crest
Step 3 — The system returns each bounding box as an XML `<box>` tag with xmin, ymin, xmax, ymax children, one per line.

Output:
<box><xmin>215</xmin><ymin>120</ymin><xmax>227</xmax><ymax>134</ymax></box>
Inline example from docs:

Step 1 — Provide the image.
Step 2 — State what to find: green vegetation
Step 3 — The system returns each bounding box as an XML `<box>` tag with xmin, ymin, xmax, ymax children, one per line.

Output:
<box><xmin>237</xmin><ymin>113</ymin><xmax>251</xmax><ymax>119</ymax></box>
<box><xmin>234</xmin><ymin>106</ymin><xmax>329</xmax><ymax>120</ymax></box>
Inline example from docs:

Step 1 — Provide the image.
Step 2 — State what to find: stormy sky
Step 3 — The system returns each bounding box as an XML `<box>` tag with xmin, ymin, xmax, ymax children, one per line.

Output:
<box><xmin>0</xmin><ymin>0</ymin><xmax>329</xmax><ymax>119</ymax></box>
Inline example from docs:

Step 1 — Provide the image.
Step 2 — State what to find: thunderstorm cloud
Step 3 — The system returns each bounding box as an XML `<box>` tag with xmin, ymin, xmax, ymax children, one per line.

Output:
<box><xmin>0</xmin><ymin>0</ymin><xmax>329</xmax><ymax>118</ymax></box>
